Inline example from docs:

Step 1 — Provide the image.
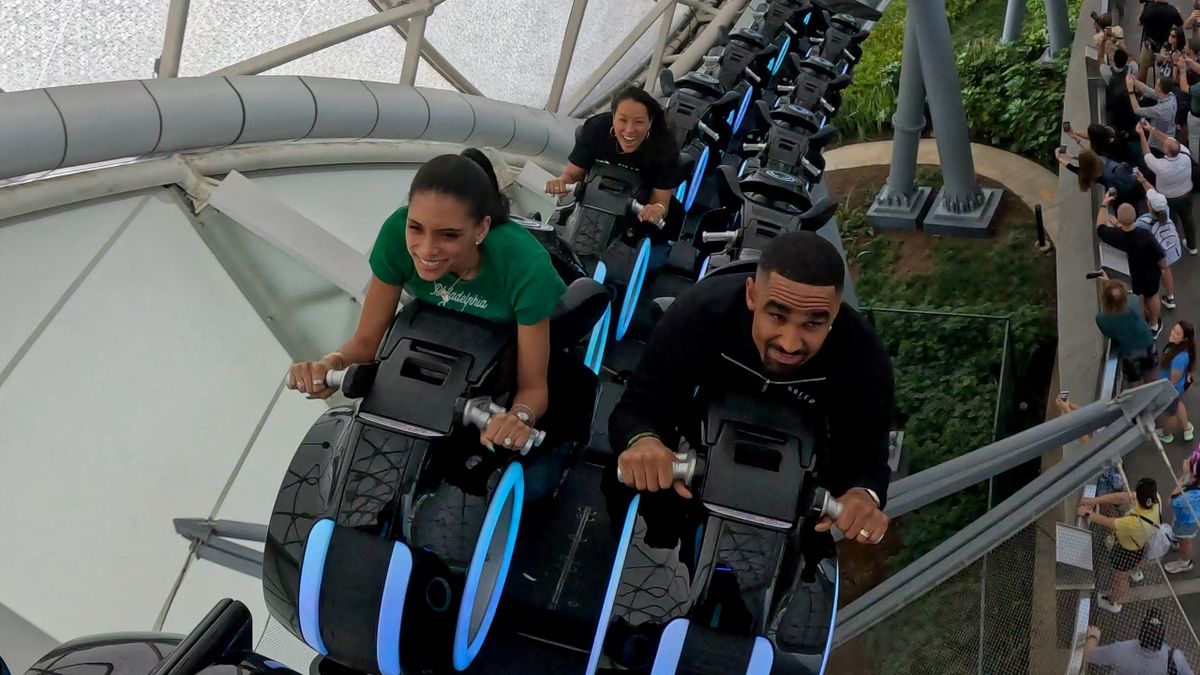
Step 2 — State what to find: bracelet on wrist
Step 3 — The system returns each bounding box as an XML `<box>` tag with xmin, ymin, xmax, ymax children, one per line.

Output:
<box><xmin>626</xmin><ymin>432</ymin><xmax>661</xmax><ymax>449</ymax></box>
<box><xmin>322</xmin><ymin>351</ymin><xmax>348</xmax><ymax>369</ymax></box>
<box><xmin>510</xmin><ymin>404</ymin><xmax>536</xmax><ymax>425</ymax></box>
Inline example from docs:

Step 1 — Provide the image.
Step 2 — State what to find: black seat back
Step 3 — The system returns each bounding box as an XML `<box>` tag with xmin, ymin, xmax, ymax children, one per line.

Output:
<box><xmin>150</xmin><ymin>599</ymin><xmax>253</xmax><ymax>675</ymax></box>
<box><xmin>550</xmin><ymin>278</ymin><xmax>610</xmax><ymax>351</ymax></box>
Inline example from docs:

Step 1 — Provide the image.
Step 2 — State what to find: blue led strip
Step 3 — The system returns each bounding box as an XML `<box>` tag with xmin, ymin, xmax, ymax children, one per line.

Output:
<box><xmin>585</xmin><ymin>494</ymin><xmax>641</xmax><ymax>674</ymax></box>
<box><xmin>698</xmin><ymin>254</ymin><xmax>712</xmax><ymax>280</ymax></box>
<box><xmin>675</xmin><ymin>180</ymin><xmax>687</xmax><ymax>203</ymax></box>
<box><xmin>772</xmin><ymin>36</ymin><xmax>792</xmax><ymax>76</ymax></box>
<box><xmin>746</xmin><ymin>637</ymin><xmax>774</xmax><ymax>674</ymax></box>
<box><xmin>584</xmin><ymin>262</ymin><xmax>609</xmax><ymax>373</ymax></box>
<box><xmin>616</xmin><ymin>238</ymin><xmax>652</xmax><ymax>341</ymax></box>
<box><xmin>732</xmin><ymin>88</ymin><xmax>754</xmax><ymax>135</ymax></box>
<box><xmin>684</xmin><ymin>145</ymin><xmax>710</xmax><ymax>212</ymax></box>
<box><xmin>452</xmin><ymin>463</ymin><xmax>525</xmax><ymax>671</ymax></box>
<box><xmin>819</xmin><ymin>559</ymin><xmax>840</xmax><ymax>675</ymax></box>
<box><xmin>298</xmin><ymin>518</ymin><xmax>335</xmax><ymax>655</ymax></box>
<box><xmin>376</xmin><ymin>543</ymin><xmax>415</xmax><ymax>675</ymax></box>
<box><xmin>650</xmin><ymin>618</ymin><xmax>690</xmax><ymax>674</ymax></box>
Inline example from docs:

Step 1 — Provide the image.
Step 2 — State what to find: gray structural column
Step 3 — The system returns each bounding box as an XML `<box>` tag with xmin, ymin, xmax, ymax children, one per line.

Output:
<box><xmin>908</xmin><ymin>0</ymin><xmax>1001</xmax><ymax>237</ymax></box>
<box><xmin>866</xmin><ymin>8</ymin><xmax>931</xmax><ymax>231</ymax></box>
<box><xmin>156</xmin><ymin>0</ymin><xmax>191</xmax><ymax>77</ymax></box>
<box><xmin>1044</xmin><ymin>0</ymin><xmax>1072</xmax><ymax>55</ymax></box>
<box><xmin>1001</xmin><ymin>0</ymin><xmax>1026</xmax><ymax>43</ymax></box>
<box><xmin>399</xmin><ymin>3</ymin><xmax>430</xmax><ymax>86</ymax></box>
<box><xmin>546</xmin><ymin>0</ymin><xmax>591</xmax><ymax>112</ymax></box>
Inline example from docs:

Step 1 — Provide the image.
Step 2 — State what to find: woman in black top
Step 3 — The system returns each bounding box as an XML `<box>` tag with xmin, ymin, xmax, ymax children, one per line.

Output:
<box><xmin>546</xmin><ymin>87</ymin><xmax>680</xmax><ymax>229</ymax></box>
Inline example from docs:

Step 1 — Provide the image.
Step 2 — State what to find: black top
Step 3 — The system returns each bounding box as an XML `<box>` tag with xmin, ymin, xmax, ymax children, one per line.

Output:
<box><xmin>608</xmin><ymin>271</ymin><xmax>895</xmax><ymax>504</ymax></box>
<box><xmin>1104</xmin><ymin>68</ymin><xmax>1139</xmax><ymax>136</ymax></box>
<box><xmin>569</xmin><ymin>113</ymin><xmax>680</xmax><ymax>192</ymax></box>
<box><xmin>1140</xmin><ymin>2</ymin><xmax>1183</xmax><ymax>49</ymax></box>
<box><xmin>1098</xmin><ymin>226</ymin><xmax>1165</xmax><ymax>293</ymax></box>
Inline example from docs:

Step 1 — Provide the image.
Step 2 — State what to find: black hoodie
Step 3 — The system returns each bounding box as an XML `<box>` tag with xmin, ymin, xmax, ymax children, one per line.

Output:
<box><xmin>608</xmin><ymin>270</ymin><xmax>894</xmax><ymax>504</ymax></box>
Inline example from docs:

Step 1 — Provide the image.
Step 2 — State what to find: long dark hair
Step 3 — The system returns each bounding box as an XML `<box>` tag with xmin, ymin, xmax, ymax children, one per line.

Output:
<box><xmin>1159</xmin><ymin>320</ymin><xmax>1196</xmax><ymax>372</ymax></box>
<box><xmin>408</xmin><ymin>149</ymin><xmax>510</xmax><ymax>225</ymax></box>
<box><xmin>610</xmin><ymin>86</ymin><xmax>679</xmax><ymax>161</ymax></box>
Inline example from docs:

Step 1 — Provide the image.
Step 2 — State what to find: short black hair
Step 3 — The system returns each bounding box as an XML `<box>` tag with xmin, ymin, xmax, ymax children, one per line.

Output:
<box><xmin>758</xmin><ymin>231</ymin><xmax>845</xmax><ymax>291</ymax></box>
<box><xmin>1113</xmin><ymin>48</ymin><xmax>1129</xmax><ymax>69</ymax></box>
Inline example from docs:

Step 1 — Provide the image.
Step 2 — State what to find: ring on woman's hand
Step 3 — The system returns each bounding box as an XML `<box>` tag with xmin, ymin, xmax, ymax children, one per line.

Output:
<box><xmin>859</xmin><ymin>529</ymin><xmax>872</xmax><ymax>540</ymax></box>
<box><xmin>313</xmin><ymin>379</ymin><xmax>325</xmax><ymax>387</ymax></box>
<box><xmin>503</xmin><ymin>437</ymin><xmax>513</xmax><ymax>447</ymax></box>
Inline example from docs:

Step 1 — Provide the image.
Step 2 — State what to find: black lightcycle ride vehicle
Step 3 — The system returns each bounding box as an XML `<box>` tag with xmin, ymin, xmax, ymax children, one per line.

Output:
<box><xmin>17</xmin><ymin>3</ymin><xmax>879</xmax><ymax>674</ymax></box>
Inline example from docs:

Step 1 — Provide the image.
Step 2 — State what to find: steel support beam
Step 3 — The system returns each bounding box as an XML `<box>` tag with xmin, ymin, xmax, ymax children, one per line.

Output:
<box><xmin>1000</xmin><ymin>0</ymin><xmax>1026</xmax><ymax>43</ymax></box>
<box><xmin>837</xmin><ymin>417</ymin><xmax>1161</xmax><ymax>644</ymax></box>
<box><xmin>562</xmin><ymin>0</ymin><xmax>677</xmax><ymax>115</ymax></box>
<box><xmin>392</xmin><ymin>18</ymin><xmax>481</xmax><ymax>96</ymax></box>
<box><xmin>907</xmin><ymin>0</ymin><xmax>1000</xmax><ymax>237</ymax></box>
<box><xmin>867</xmin><ymin>9</ymin><xmax>930</xmax><ymax>230</ymax></box>
<box><xmin>835</xmin><ymin>379</ymin><xmax>1176</xmax><ymax>644</ymax></box>
<box><xmin>210</xmin><ymin>0</ymin><xmax>444</xmax><ymax>76</ymax></box>
<box><xmin>1044</xmin><ymin>0</ymin><xmax>1072</xmax><ymax>55</ymax></box>
<box><xmin>399</xmin><ymin>5</ymin><xmax>430</xmax><ymax>86</ymax></box>
<box><xmin>157</xmin><ymin>0</ymin><xmax>191</xmax><ymax>78</ymax></box>
<box><xmin>546</xmin><ymin>0</ymin><xmax>590</xmax><ymax>113</ymax></box>
<box><xmin>645</xmin><ymin>1</ymin><xmax>678</xmax><ymax>96</ymax></box>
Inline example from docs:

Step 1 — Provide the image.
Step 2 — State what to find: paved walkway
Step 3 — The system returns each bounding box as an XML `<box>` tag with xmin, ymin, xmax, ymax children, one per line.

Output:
<box><xmin>824</xmin><ymin>139</ymin><xmax>1061</xmax><ymax>244</ymax></box>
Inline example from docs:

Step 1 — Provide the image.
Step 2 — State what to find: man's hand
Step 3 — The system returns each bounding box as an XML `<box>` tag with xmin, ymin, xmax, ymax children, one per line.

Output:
<box><xmin>815</xmin><ymin>488</ymin><xmax>889</xmax><ymax>544</ymax></box>
<box><xmin>1126</xmin><ymin>72</ymin><xmax>1137</xmax><ymax>92</ymax></box>
<box><xmin>618</xmin><ymin>436</ymin><xmax>693</xmax><ymax>498</ymax></box>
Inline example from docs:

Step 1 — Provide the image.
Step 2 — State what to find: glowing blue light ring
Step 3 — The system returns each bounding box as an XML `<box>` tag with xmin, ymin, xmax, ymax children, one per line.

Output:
<box><xmin>616</xmin><ymin>238</ymin><xmax>652</xmax><ymax>341</ymax></box>
<box><xmin>298</xmin><ymin>518</ymin><xmax>334</xmax><ymax>655</ymax></box>
<box><xmin>818</xmin><ymin>559</ymin><xmax>840</xmax><ymax>675</ymax></box>
<box><xmin>732</xmin><ymin>88</ymin><xmax>754</xmax><ymax>134</ymax></box>
<box><xmin>452</xmin><ymin>463</ymin><xmax>524</xmax><ymax>671</ymax></box>
<box><xmin>726</xmin><ymin>108</ymin><xmax>736</xmax><ymax>125</ymax></box>
<box><xmin>746</xmin><ymin>637</ymin><xmax>774</xmax><ymax>673</ymax></box>
<box><xmin>738</xmin><ymin>158</ymin><xmax>749</xmax><ymax>178</ymax></box>
<box><xmin>698</xmin><ymin>254</ymin><xmax>712</xmax><ymax>279</ymax></box>
<box><xmin>376</xmin><ymin>543</ymin><xmax>414</xmax><ymax>675</ymax></box>
<box><xmin>649</xmin><ymin>618</ymin><xmax>690</xmax><ymax>674</ymax></box>
<box><xmin>772</xmin><ymin>36</ymin><xmax>792</xmax><ymax>76</ymax></box>
<box><xmin>684</xmin><ymin>145</ymin><xmax>710</xmax><ymax>212</ymax></box>
<box><xmin>675</xmin><ymin>180</ymin><xmax>687</xmax><ymax>204</ymax></box>
<box><xmin>804</xmin><ymin>10</ymin><xmax>812</xmax><ymax>25</ymax></box>
<box><xmin>585</xmin><ymin>494</ymin><xmax>641</xmax><ymax>674</ymax></box>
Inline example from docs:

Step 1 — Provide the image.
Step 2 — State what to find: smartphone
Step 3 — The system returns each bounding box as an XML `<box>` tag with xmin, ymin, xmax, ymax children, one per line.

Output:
<box><xmin>1059</xmin><ymin>390</ymin><xmax>1070</xmax><ymax>402</ymax></box>
<box><xmin>1062</xmin><ymin>121</ymin><xmax>1072</xmax><ymax>133</ymax></box>
<box><xmin>1086</xmin><ymin>270</ymin><xmax>1105</xmax><ymax>279</ymax></box>
<box><xmin>1107</xmin><ymin>187</ymin><xmax>1118</xmax><ymax>197</ymax></box>
<box><xmin>1058</xmin><ymin>145</ymin><xmax>1068</xmax><ymax>155</ymax></box>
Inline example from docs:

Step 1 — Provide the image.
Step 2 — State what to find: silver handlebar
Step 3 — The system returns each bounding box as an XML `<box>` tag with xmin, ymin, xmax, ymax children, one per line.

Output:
<box><xmin>616</xmin><ymin>450</ymin><xmax>698</xmax><ymax>485</ymax></box>
<box><xmin>697</xmin><ymin>121</ymin><xmax>721</xmax><ymax>143</ymax></box>
<box><xmin>701</xmin><ymin>230</ymin><xmax>739</xmax><ymax>244</ymax></box>
<box><xmin>742</xmin><ymin>142</ymin><xmax>767</xmax><ymax>153</ymax></box>
<box><xmin>461</xmin><ymin>397</ymin><xmax>546</xmax><ymax>455</ymax></box>
<box><xmin>631</xmin><ymin>200</ymin><xmax>666</xmax><ymax>229</ymax></box>
<box><xmin>813</xmin><ymin>488</ymin><xmax>844</xmax><ymax>521</ymax></box>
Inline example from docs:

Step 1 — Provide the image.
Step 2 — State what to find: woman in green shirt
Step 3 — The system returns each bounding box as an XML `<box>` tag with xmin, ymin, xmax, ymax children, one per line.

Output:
<box><xmin>289</xmin><ymin>150</ymin><xmax>567</xmax><ymax>454</ymax></box>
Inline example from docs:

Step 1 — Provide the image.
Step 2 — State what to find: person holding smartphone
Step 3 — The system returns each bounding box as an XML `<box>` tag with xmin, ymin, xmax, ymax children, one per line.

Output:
<box><xmin>1094</xmin><ymin>275</ymin><xmax>1159</xmax><ymax>384</ymax></box>
<box><xmin>1096</xmin><ymin>193</ymin><xmax>1168</xmax><ymax>338</ymax></box>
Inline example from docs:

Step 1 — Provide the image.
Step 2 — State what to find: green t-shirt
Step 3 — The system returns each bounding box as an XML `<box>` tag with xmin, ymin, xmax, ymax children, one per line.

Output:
<box><xmin>369</xmin><ymin>206</ymin><xmax>566</xmax><ymax>325</ymax></box>
<box><xmin>1095</xmin><ymin>296</ymin><xmax>1154</xmax><ymax>356</ymax></box>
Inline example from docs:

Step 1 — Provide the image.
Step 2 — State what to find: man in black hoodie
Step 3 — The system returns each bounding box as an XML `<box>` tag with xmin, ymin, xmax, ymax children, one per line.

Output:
<box><xmin>609</xmin><ymin>231</ymin><xmax>894</xmax><ymax>545</ymax></box>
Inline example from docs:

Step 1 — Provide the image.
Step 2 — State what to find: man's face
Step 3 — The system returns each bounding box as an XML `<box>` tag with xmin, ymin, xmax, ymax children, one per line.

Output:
<box><xmin>745</xmin><ymin>271</ymin><xmax>841</xmax><ymax>377</ymax></box>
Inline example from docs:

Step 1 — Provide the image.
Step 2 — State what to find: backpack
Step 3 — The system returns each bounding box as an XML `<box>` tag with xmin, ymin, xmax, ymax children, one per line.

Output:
<box><xmin>1139</xmin><ymin>513</ymin><xmax>1173</xmax><ymax>560</ymax></box>
<box><xmin>1101</xmin><ymin>160</ymin><xmax>1139</xmax><ymax>194</ymax></box>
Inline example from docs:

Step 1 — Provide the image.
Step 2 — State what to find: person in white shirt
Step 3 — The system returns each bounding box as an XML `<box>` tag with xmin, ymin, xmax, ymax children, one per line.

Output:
<box><xmin>1136</xmin><ymin>180</ymin><xmax>1183</xmax><ymax>309</ymax></box>
<box><xmin>1139</xmin><ymin>119</ymin><xmax>1197</xmax><ymax>253</ymax></box>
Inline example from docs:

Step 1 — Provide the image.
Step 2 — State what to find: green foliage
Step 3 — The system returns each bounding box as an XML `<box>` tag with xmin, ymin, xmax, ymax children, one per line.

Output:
<box><xmin>853</xmin><ymin>213</ymin><xmax>1056</xmax><ymax>568</ymax></box>
<box><xmin>836</xmin><ymin>0</ymin><xmax>1082</xmax><ymax>165</ymax></box>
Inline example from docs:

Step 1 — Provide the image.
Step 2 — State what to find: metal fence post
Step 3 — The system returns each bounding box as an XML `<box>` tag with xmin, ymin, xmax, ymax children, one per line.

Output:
<box><xmin>157</xmin><ymin>0</ymin><xmax>191</xmax><ymax>78</ymax></box>
<box><xmin>400</xmin><ymin>2</ymin><xmax>431</xmax><ymax>86</ymax></box>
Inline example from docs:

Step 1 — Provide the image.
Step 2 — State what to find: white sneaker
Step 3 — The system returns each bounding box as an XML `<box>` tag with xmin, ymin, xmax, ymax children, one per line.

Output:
<box><xmin>1097</xmin><ymin>594</ymin><xmax>1123</xmax><ymax>613</ymax></box>
<box><xmin>1189</xmin><ymin>245</ymin><xmax>1199</xmax><ymax>256</ymax></box>
<box><xmin>1165</xmin><ymin>560</ymin><xmax>1194</xmax><ymax>574</ymax></box>
<box><xmin>1131</xmin><ymin>569</ymin><xmax>1145</xmax><ymax>582</ymax></box>
<box><xmin>1164</xmin><ymin>295</ymin><xmax>1178</xmax><ymax>310</ymax></box>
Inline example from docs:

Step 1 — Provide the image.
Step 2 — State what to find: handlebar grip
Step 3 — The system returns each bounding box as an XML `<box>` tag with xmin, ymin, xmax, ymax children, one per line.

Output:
<box><xmin>701</xmin><ymin>231</ymin><xmax>739</xmax><ymax>244</ymax></box>
<box><xmin>563</xmin><ymin>182</ymin><xmax>578</xmax><ymax>192</ymax></box>
<box><xmin>697</xmin><ymin>121</ymin><xmax>721</xmax><ymax>143</ymax></box>
<box><xmin>461</xmin><ymin>397</ymin><xmax>546</xmax><ymax>455</ymax></box>
<box><xmin>616</xmin><ymin>451</ymin><xmax>697</xmax><ymax>486</ymax></box>
<box><xmin>631</xmin><ymin>200</ymin><xmax>666</xmax><ymax>229</ymax></box>
<box><xmin>742</xmin><ymin>142</ymin><xmax>766</xmax><ymax>153</ymax></box>
<box><xmin>812</xmin><ymin>487</ymin><xmax>844</xmax><ymax>521</ymax></box>
<box><xmin>323</xmin><ymin>369</ymin><xmax>346</xmax><ymax>391</ymax></box>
